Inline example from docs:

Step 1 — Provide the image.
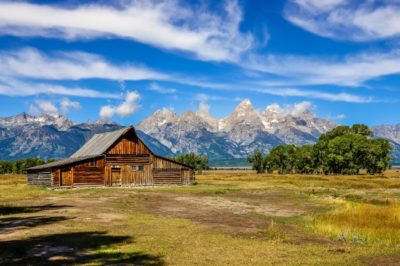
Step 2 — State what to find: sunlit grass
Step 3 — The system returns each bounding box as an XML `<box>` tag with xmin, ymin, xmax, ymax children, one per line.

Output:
<box><xmin>2</xmin><ymin>171</ymin><xmax>400</xmax><ymax>264</ymax></box>
<box><xmin>314</xmin><ymin>203</ymin><xmax>400</xmax><ymax>246</ymax></box>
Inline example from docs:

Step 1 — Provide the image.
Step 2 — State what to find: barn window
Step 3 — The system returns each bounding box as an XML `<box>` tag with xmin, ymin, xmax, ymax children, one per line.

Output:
<box><xmin>132</xmin><ymin>165</ymin><xmax>144</xmax><ymax>171</ymax></box>
<box><xmin>90</xmin><ymin>159</ymin><xmax>96</xmax><ymax>167</ymax></box>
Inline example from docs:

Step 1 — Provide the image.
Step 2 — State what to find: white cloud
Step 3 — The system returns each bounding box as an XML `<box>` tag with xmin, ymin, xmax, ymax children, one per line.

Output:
<box><xmin>0</xmin><ymin>0</ymin><xmax>253</xmax><ymax>62</ymax></box>
<box><xmin>148</xmin><ymin>83</ymin><xmax>176</xmax><ymax>94</ymax></box>
<box><xmin>325</xmin><ymin>113</ymin><xmax>346</xmax><ymax>120</ymax></box>
<box><xmin>257</xmin><ymin>87</ymin><xmax>372</xmax><ymax>103</ymax></box>
<box><xmin>288</xmin><ymin>101</ymin><xmax>313</xmax><ymax>116</ymax></box>
<box><xmin>265</xmin><ymin>101</ymin><xmax>313</xmax><ymax>117</ymax></box>
<box><xmin>247</xmin><ymin>50</ymin><xmax>400</xmax><ymax>87</ymax></box>
<box><xmin>285</xmin><ymin>0</ymin><xmax>400</xmax><ymax>41</ymax></box>
<box><xmin>60</xmin><ymin>98</ymin><xmax>81</xmax><ymax>113</ymax></box>
<box><xmin>0</xmin><ymin>47</ymin><xmax>231</xmax><ymax>92</ymax></box>
<box><xmin>292</xmin><ymin>0</ymin><xmax>346</xmax><ymax>12</ymax></box>
<box><xmin>0</xmin><ymin>77</ymin><xmax>120</xmax><ymax>98</ymax></box>
<box><xmin>0</xmin><ymin>48</ymin><xmax>166</xmax><ymax>81</ymax></box>
<box><xmin>30</xmin><ymin>98</ymin><xmax>81</xmax><ymax>115</ymax></box>
<box><xmin>100</xmin><ymin>91</ymin><xmax>141</xmax><ymax>118</ymax></box>
<box><xmin>194</xmin><ymin>93</ymin><xmax>242</xmax><ymax>102</ymax></box>
<box><xmin>30</xmin><ymin>100</ymin><xmax>58</xmax><ymax>114</ymax></box>
<box><xmin>197</xmin><ymin>101</ymin><xmax>211</xmax><ymax>115</ymax></box>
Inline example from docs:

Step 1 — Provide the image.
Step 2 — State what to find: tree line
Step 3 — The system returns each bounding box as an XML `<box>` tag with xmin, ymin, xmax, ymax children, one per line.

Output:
<box><xmin>0</xmin><ymin>158</ymin><xmax>55</xmax><ymax>174</ymax></box>
<box><xmin>171</xmin><ymin>152</ymin><xmax>209</xmax><ymax>173</ymax></box>
<box><xmin>247</xmin><ymin>124</ymin><xmax>392</xmax><ymax>175</ymax></box>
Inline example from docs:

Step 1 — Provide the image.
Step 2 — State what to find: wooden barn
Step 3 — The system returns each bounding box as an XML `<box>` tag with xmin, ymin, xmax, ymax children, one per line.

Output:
<box><xmin>27</xmin><ymin>126</ymin><xmax>195</xmax><ymax>187</ymax></box>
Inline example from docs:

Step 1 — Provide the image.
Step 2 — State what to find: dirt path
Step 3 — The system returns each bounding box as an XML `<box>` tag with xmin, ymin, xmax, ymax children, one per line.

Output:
<box><xmin>137</xmin><ymin>191</ymin><xmax>332</xmax><ymax>244</ymax></box>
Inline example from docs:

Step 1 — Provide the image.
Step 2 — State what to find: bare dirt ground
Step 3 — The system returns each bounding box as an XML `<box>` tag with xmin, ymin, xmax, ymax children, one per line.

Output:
<box><xmin>2</xmin><ymin>172</ymin><xmax>400</xmax><ymax>265</ymax></box>
<box><xmin>137</xmin><ymin>191</ymin><xmax>333</xmax><ymax>245</ymax></box>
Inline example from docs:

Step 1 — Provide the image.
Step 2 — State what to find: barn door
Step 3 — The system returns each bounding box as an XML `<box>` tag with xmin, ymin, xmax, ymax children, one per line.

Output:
<box><xmin>61</xmin><ymin>167</ymin><xmax>72</xmax><ymax>186</ymax></box>
<box><xmin>111</xmin><ymin>168</ymin><xmax>121</xmax><ymax>187</ymax></box>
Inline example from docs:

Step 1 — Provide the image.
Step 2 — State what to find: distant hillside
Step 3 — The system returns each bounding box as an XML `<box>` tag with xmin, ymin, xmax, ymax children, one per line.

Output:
<box><xmin>1</xmin><ymin>109</ymin><xmax>400</xmax><ymax>165</ymax></box>
<box><xmin>136</xmin><ymin>99</ymin><xmax>337</xmax><ymax>162</ymax></box>
<box><xmin>372</xmin><ymin>125</ymin><xmax>400</xmax><ymax>165</ymax></box>
<box><xmin>0</xmin><ymin>112</ymin><xmax>173</xmax><ymax>160</ymax></box>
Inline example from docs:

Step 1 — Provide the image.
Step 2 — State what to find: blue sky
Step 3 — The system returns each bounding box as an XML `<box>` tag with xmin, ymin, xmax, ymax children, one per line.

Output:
<box><xmin>0</xmin><ymin>0</ymin><xmax>399</xmax><ymax>126</ymax></box>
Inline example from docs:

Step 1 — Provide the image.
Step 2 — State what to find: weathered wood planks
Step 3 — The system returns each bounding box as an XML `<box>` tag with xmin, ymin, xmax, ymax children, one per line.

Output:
<box><xmin>27</xmin><ymin>126</ymin><xmax>194</xmax><ymax>188</ymax></box>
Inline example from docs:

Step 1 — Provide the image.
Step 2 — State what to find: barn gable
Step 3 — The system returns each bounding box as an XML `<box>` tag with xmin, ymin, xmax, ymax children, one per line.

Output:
<box><xmin>27</xmin><ymin>126</ymin><xmax>195</xmax><ymax>187</ymax></box>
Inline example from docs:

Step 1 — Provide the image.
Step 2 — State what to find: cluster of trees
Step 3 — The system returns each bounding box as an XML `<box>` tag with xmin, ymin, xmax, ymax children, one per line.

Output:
<box><xmin>248</xmin><ymin>124</ymin><xmax>392</xmax><ymax>175</ymax></box>
<box><xmin>0</xmin><ymin>158</ymin><xmax>55</xmax><ymax>174</ymax></box>
<box><xmin>172</xmin><ymin>153</ymin><xmax>208</xmax><ymax>173</ymax></box>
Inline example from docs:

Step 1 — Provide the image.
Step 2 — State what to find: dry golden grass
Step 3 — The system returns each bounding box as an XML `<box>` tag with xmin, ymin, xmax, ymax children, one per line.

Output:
<box><xmin>315</xmin><ymin>203</ymin><xmax>400</xmax><ymax>246</ymax></box>
<box><xmin>1</xmin><ymin>171</ymin><xmax>400</xmax><ymax>265</ymax></box>
<box><xmin>0</xmin><ymin>174</ymin><xmax>25</xmax><ymax>185</ymax></box>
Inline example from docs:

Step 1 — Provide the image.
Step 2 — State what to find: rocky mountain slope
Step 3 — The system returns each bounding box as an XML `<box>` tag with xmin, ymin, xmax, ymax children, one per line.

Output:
<box><xmin>372</xmin><ymin>124</ymin><xmax>400</xmax><ymax>164</ymax></box>
<box><xmin>1</xmin><ymin>102</ymin><xmax>399</xmax><ymax>165</ymax></box>
<box><xmin>137</xmin><ymin>99</ymin><xmax>337</xmax><ymax>163</ymax></box>
<box><xmin>0</xmin><ymin>112</ymin><xmax>172</xmax><ymax>160</ymax></box>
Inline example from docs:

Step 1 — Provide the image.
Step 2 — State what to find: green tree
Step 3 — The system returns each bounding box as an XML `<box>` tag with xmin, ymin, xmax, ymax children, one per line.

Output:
<box><xmin>0</xmin><ymin>161</ymin><xmax>13</xmax><ymax>174</ymax></box>
<box><xmin>268</xmin><ymin>145</ymin><xmax>290</xmax><ymax>174</ymax></box>
<box><xmin>0</xmin><ymin>157</ymin><xmax>50</xmax><ymax>174</ymax></box>
<box><xmin>364</xmin><ymin>138</ymin><xmax>392</xmax><ymax>174</ymax></box>
<box><xmin>294</xmin><ymin>145</ymin><xmax>314</xmax><ymax>174</ymax></box>
<box><xmin>351</xmin><ymin>124</ymin><xmax>373</xmax><ymax>137</ymax></box>
<box><xmin>173</xmin><ymin>153</ymin><xmax>208</xmax><ymax>174</ymax></box>
<box><xmin>266</xmin><ymin>124</ymin><xmax>392</xmax><ymax>175</ymax></box>
<box><xmin>247</xmin><ymin>151</ymin><xmax>267</xmax><ymax>174</ymax></box>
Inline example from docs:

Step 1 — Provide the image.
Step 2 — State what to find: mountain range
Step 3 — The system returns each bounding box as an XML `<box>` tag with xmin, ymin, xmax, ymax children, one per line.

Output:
<box><xmin>0</xmin><ymin>99</ymin><xmax>399</xmax><ymax>165</ymax></box>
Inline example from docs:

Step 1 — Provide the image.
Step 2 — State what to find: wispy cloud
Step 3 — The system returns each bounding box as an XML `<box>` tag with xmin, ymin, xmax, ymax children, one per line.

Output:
<box><xmin>194</xmin><ymin>93</ymin><xmax>242</xmax><ymax>102</ymax></box>
<box><xmin>0</xmin><ymin>48</ymin><xmax>167</xmax><ymax>81</ymax></box>
<box><xmin>247</xmin><ymin>50</ymin><xmax>400</xmax><ymax>87</ymax></box>
<box><xmin>148</xmin><ymin>83</ymin><xmax>176</xmax><ymax>94</ymax></box>
<box><xmin>60</xmin><ymin>98</ymin><xmax>81</xmax><ymax>113</ymax></box>
<box><xmin>265</xmin><ymin>101</ymin><xmax>314</xmax><ymax>117</ymax></box>
<box><xmin>29</xmin><ymin>100</ymin><xmax>58</xmax><ymax>114</ymax></box>
<box><xmin>29</xmin><ymin>98</ymin><xmax>81</xmax><ymax>114</ymax></box>
<box><xmin>100</xmin><ymin>91</ymin><xmax>141</xmax><ymax>118</ymax></box>
<box><xmin>0</xmin><ymin>47</ymin><xmax>231</xmax><ymax>90</ymax></box>
<box><xmin>285</xmin><ymin>0</ymin><xmax>400</xmax><ymax>41</ymax></box>
<box><xmin>0</xmin><ymin>77</ymin><xmax>120</xmax><ymax>98</ymax></box>
<box><xmin>256</xmin><ymin>87</ymin><xmax>373</xmax><ymax>103</ymax></box>
<box><xmin>325</xmin><ymin>113</ymin><xmax>346</xmax><ymax>120</ymax></box>
<box><xmin>0</xmin><ymin>0</ymin><xmax>253</xmax><ymax>62</ymax></box>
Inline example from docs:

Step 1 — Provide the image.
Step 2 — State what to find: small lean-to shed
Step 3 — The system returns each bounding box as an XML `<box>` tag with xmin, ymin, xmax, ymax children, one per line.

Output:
<box><xmin>27</xmin><ymin>126</ymin><xmax>195</xmax><ymax>187</ymax></box>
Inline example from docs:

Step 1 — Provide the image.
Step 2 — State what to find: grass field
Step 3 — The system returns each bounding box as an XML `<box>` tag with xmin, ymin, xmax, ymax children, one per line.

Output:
<box><xmin>1</xmin><ymin>171</ymin><xmax>400</xmax><ymax>265</ymax></box>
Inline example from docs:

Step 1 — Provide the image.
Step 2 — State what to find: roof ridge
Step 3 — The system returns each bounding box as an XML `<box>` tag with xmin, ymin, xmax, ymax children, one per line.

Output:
<box><xmin>69</xmin><ymin>126</ymin><xmax>135</xmax><ymax>158</ymax></box>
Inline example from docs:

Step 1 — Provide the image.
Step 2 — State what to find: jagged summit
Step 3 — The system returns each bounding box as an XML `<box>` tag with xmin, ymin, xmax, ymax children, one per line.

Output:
<box><xmin>136</xmin><ymin>101</ymin><xmax>338</xmax><ymax>159</ymax></box>
<box><xmin>1</xmin><ymin>106</ymin><xmax>399</xmax><ymax>164</ymax></box>
<box><xmin>0</xmin><ymin>112</ymin><xmax>75</xmax><ymax>131</ymax></box>
<box><xmin>233</xmin><ymin>99</ymin><xmax>254</xmax><ymax>116</ymax></box>
<box><xmin>0</xmin><ymin>113</ymin><xmax>172</xmax><ymax>160</ymax></box>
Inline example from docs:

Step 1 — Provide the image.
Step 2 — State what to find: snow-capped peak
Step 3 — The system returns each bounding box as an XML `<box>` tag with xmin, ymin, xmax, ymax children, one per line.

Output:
<box><xmin>233</xmin><ymin>99</ymin><xmax>255</xmax><ymax>118</ymax></box>
<box><xmin>236</xmin><ymin>99</ymin><xmax>252</xmax><ymax>109</ymax></box>
<box><xmin>0</xmin><ymin>112</ymin><xmax>75</xmax><ymax>131</ymax></box>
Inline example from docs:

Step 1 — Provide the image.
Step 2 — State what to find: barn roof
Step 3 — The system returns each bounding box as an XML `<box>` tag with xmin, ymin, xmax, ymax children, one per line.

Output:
<box><xmin>70</xmin><ymin>127</ymin><xmax>132</xmax><ymax>158</ymax></box>
<box><xmin>27</xmin><ymin>125</ymin><xmax>194</xmax><ymax>171</ymax></box>
<box><xmin>28</xmin><ymin>126</ymin><xmax>134</xmax><ymax>171</ymax></box>
<box><xmin>28</xmin><ymin>155</ymin><xmax>101</xmax><ymax>170</ymax></box>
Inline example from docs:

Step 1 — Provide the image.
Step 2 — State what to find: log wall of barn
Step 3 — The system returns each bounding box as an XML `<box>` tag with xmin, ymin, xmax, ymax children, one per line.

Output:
<box><xmin>27</xmin><ymin>169</ymin><xmax>52</xmax><ymax>187</ymax></box>
<box><xmin>73</xmin><ymin>158</ymin><xmax>105</xmax><ymax>186</ymax></box>
<box><xmin>152</xmin><ymin>156</ymin><xmax>184</xmax><ymax>169</ymax></box>
<box><xmin>152</xmin><ymin>156</ymin><xmax>195</xmax><ymax>185</ymax></box>
<box><xmin>50</xmin><ymin>157</ymin><xmax>105</xmax><ymax>187</ymax></box>
<box><xmin>107</xmin><ymin>136</ymin><xmax>151</xmax><ymax>155</ymax></box>
<box><xmin>104</xmin><ymin>136</ymin><xmax>153</xmax><ymax>186</ymax></box>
